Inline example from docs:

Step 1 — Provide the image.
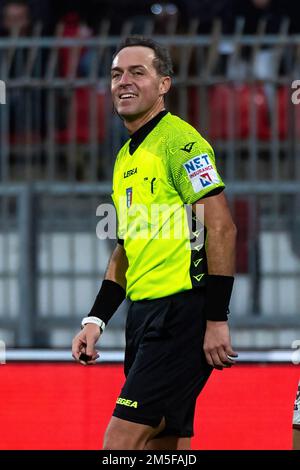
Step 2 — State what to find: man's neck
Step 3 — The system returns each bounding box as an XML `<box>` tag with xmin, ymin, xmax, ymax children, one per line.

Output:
<box><xmin>124</xmin><ymin>101</ymin><xmax>165</xmax><ymax>135</ymax></box>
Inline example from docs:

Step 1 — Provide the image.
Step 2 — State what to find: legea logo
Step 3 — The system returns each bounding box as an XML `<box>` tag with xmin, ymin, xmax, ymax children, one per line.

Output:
<box><xmin>0</xmin><ymin>80</ymin><xmax>6</xmax><ymax>104</ymax></box>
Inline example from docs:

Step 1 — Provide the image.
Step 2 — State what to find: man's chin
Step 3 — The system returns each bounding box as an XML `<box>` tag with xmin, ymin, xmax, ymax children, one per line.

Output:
<box><xmin>117</xmin><ymin>110</ymin><xmax>141</xmax><ymax>122</ymax></box>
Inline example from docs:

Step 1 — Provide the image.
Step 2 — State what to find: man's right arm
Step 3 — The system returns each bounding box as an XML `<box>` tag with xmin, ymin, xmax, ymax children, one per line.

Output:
<box><xmin>72</xmin><ymin>243</ymin><xmax>128</xmax><ymax>364</ymax></box>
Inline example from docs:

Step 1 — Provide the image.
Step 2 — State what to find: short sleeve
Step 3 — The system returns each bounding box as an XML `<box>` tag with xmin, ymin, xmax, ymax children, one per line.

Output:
<box><xmin>167</xmin><ymin>137</ymin><xmax>225</xmax><ymax>204</ymax></box>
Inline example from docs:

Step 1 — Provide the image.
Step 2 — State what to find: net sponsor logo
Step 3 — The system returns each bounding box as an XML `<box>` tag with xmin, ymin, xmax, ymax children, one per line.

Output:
<box><xmin>183</xmin><ymin>154</ymin><xmax>220</xmax><ymax>192</ymax></box>
<box><xmin>183</xmin><ymin>154</ymin><xmax>211</xmax><ymax>174</ymax></box>
<box><xmin>188</xmin><ymin>164</ymin><xmax>214</xmax><ymax>179</ymax></box>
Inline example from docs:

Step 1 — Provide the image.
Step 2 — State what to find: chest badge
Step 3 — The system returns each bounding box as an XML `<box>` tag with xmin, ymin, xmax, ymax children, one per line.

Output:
<box><xmin>126</xmin><ymin>187</ymin><xmax>133</xmax><ymax>208</ymax></box>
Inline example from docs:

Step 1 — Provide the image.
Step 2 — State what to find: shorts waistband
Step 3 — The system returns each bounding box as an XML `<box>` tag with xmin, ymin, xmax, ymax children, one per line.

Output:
<box><xmin>131</xmin><ymin>287</ymin><xmax>205</xmax><ymax>304</ymax></box>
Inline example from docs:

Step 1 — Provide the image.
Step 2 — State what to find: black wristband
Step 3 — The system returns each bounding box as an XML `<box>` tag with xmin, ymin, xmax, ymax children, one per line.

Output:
<box><xmin>88</xmin><ymin>279</ymin><xmax>126</xmax><ymax>325</ymax></box>
<box><xmin>204</xmin><ymin>274</ymin><xmax>234</xmax><ymax>321</ymax></box>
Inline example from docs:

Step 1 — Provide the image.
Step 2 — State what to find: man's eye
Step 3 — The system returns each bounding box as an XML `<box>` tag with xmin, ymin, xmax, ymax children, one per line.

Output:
<box><xmin>112</xmin><ymin>73</ymin><xmax>121</xmax><ymax>79</ymax></box>
<box><xmin>134</xmin><ymin>71</ymin><xmax>143</xmax><ymax>75</ymax></box>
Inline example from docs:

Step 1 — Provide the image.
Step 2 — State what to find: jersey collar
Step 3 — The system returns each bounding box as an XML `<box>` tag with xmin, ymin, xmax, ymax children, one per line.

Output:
<box><xmin>129</xmin><ymin>110</ymin><xmax>168</xmax><ymax>155</ymax></box>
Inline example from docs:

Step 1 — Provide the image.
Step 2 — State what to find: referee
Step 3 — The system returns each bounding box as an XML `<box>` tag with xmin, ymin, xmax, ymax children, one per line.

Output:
<box><xmin>72</xmin><ymin>36</ymin><xmax>238</xmax><ymax>450</ymax></box>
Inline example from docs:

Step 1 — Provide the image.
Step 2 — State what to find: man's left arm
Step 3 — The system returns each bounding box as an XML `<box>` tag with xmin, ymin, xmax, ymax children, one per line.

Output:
<box><xmin>193</xmin><ymin>192</ymin><xmax>238</xmax><ymax>369</ymax></box>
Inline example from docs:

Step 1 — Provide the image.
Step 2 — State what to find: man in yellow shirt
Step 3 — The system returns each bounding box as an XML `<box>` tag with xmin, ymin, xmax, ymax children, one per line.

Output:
<box><xmin>72</xmin><ymin>36</ymin><xmax>238</xmax><ymax>450</ymax></box>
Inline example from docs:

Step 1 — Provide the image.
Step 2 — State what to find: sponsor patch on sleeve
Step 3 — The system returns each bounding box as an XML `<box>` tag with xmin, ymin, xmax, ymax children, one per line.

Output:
<box><xmin>183</xmin><ymin>153</ymin><xmax>220</xmax><ymax>192</ymax></box>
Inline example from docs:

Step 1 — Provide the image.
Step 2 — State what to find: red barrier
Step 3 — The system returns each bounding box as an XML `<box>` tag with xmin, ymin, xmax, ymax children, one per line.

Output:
<box><xmin>55</xmin><ymin>88</ymin><xmax>106</xmax><ymax>144</ymax></box>
<box><xmin>0</xmin><ymin>364</ymin><xmax>298</xmax><ymax>450</ymax></box>
<box><xmin>188</xmin><ymin>84</ymin><xmax>300</xmax><ymax>141</ymax></box>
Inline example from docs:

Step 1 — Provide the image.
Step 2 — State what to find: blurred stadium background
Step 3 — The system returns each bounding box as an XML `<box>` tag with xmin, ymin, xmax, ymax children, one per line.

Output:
<box><xmin>0</xmin><ymin>0</ymin><xmax>300</xmax><ymax>450</ymax></box>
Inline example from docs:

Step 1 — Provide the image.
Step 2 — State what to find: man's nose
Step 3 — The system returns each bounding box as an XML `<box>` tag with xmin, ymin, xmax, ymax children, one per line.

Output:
<box><xmin>119</xmin><ymin>71</ymin><xmax>132</xmax><ymax>86</ymax></box>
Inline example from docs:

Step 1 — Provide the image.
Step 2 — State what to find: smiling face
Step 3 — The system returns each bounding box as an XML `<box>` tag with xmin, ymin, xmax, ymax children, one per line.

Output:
<box><xmin>111</xmin><ymin>46</ymin><xmax>171</xmax><ymax>131</ymax></box>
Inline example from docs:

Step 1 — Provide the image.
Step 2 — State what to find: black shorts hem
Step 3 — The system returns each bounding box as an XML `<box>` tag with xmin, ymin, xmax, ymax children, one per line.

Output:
<box><xmin>113</xmin><ymin>410</ymin><xmax>194</xmax><ymax>438</ymax></box>
<box><xmin>155</xmin><ymin>428</ymin><xmax>194</xmax><ymax>438</ymax></box>
<box><xmin>113</xmin><ymin>409</ymin><xmax>163</xmax><ymax>428</ymax></box>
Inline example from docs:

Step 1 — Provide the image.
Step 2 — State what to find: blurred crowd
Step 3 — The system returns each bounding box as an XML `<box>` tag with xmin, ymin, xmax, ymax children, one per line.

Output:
<box><xmin>0</xmin><ymin>0</ymin><xmax>299</xmax><ymax>184</ymax></box>
<box><xmin>0</xmin><ymin>0</ymin><xmax>299</xmax><ymax>37</ymax></box>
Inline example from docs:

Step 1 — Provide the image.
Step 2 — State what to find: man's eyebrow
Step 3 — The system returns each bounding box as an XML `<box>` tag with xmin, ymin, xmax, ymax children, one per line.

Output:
<box><xmin>111</xmin><ymin>65</ymin><xmax>147</xmax><ymax>72</ymax></box>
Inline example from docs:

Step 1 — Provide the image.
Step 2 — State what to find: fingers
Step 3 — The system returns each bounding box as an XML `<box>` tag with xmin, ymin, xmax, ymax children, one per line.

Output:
<box><xmin>210</xmin><ymin>350</ymin><xmax>226</xmax><ymax>369</ymax></box>
<box><xmin>218</xmin><ymin>348</ymin><xmax>235</xmax><ymax>366</ymax></box>
<box><xmin>203</xmin><ymin>322</ymin><xmax>239</xmax><ymax>370</ymax></box>
<box><xmin>72</xmin><ymin>337</ymin><xmax>84</xmax><ymax>361</ymax></box>
<box><xmin>79</xmin><ymin>352</ymin><xmax>99</xmax><ymax>366</ymax></box>
<box><xmin>211</xmin><ymin>349</ymin><xmax>231</xmax><ymax>369</ymax></box>
<box><xmin>205</xmin><ymin>350</ymin><xmax>224</xmax><ymax>370</ymax></box>
<box><xmin>85</xmin><ymin>353</ymin><xmax>100</xmax><ymax>365</ymax></box>
<box><xmin>225</xmin><ymin>347</ymin><xmax>239</xmax><ymax>360</ymax></box>
<box><xmin>205</xmin><ymin>347</ymin><xmax>238</xmax><ymax>370</ymax></box>
<box><xmin>86</xmin><ymin>331</ymin><xmax>100</xmax><ymax>358</ymax></box>
<box><xmin>86</xmin><ymin>345</ymin><xmax>97</xmax><ymax>358</ymax></box>
<box><xmin>72</xmin><ymin>327</ymin><xmax>100</xmax><ymax>365</ymax></box>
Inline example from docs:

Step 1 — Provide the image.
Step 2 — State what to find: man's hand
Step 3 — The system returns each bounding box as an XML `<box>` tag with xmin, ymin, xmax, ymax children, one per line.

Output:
<box><xmin>72</xmin><ymin>323</ymin><xmax>101</xmax><ymax>365</ymax></box>
<box><xmin>204</xmin><ymin>321</ymin><xmax>238</xmax><ymax>370</ymax></box>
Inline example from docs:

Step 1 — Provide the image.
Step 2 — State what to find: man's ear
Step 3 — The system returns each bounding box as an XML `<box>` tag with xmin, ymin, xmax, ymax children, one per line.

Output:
<box><xmin>159</xmin><ymin>76</ymin><xmax>171</xmax><ymax>96</ymax></box>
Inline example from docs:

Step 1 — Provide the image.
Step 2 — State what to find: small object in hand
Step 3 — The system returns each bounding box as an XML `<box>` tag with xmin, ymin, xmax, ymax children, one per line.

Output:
<box><xmin>79</xmin><ymin>352</ymin><xmax>92</xmax><ymax>363</ymax></box>
<box><xmin>226</xmin><ymin>354</ymin><xmax>238</xmax><ymax>361</ymax></box>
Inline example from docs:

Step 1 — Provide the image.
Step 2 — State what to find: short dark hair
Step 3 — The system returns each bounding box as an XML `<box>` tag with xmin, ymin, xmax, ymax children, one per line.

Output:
<box><xmin>114</xmin><ymin>36</ymin><xmax>173</xmax><ymax>77</ymax></box>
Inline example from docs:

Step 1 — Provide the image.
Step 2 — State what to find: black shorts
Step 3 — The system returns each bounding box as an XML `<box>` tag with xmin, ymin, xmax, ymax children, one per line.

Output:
<box><xmin>112</xmin><ymin>289</ymin><xmax>213</xmax><ymax>438</ymax></box>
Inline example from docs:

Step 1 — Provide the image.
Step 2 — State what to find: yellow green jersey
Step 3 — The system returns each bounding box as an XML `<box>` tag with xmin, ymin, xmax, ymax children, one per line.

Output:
<box><xmin>111</xmin><ymin>111</ymin><xmax>225</xmax><ymax>301</ymax></box>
